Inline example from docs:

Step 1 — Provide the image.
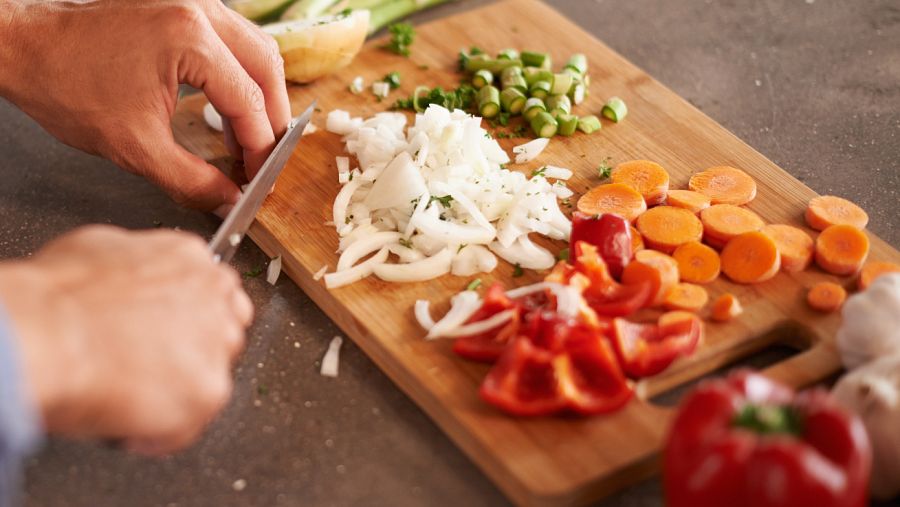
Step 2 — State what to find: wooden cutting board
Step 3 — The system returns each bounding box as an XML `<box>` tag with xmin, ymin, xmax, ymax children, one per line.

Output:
<box><xmin>171</xmin><ymin>1</ymin><xmax>900</xmax><ymax>504</ymax></box>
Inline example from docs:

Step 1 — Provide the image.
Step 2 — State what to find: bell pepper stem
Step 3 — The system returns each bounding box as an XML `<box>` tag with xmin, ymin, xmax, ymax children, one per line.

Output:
<box><xmin>732</xmin><ymin>404</ymin><xmax>803</xmax><ymax>436</ymax></box>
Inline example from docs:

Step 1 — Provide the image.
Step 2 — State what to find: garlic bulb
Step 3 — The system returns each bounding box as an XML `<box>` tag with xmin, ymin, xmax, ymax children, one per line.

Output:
<box><xmin>835</xmin><ymin>273</ymin><xmax>900</xmax><ymax>370</ymax></box>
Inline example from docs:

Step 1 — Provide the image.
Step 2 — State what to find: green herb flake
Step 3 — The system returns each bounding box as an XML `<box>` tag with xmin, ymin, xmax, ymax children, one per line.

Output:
<box><xmin>531</xmin><ymin>166</ymin><xmax>547</xmax><ymax>178</ymax></box>
<box><xmin>457</xmin><ymin>243</ymin><xmax>468</xmax><ymax>253</ymax></box>
<box><xmin>243</xmin><ymin>265</ymin><xmax>265</xmax><ymax>278</ymax></box>
<box><xmin>429</xmin><ymin>194</ymin><xmax>454</xmax><ymax>208</ymax></box>
<box><xmin>257</xmin><ymin>385</ymin><xmax>269</xmax><ymax>396</ymax></box>
<box><xmin>383</xmin><ymin>22</ymin><xmax>416</xmax><ymax>57</ymax></box>
<box><xmin>597</xmin><ymin>157</ymin><xmax>613</xmax><ymax>179</ymax></box>
<box><xmin>399</xmin><ymin>237</ymin><xmax>414</xmax><ymax>249</ymax></box>
<box><xmin>466</xmin><ymin>278</ymin><xmax>483</xmax><ymax>291</ymax></box>
<box><xmin>557</xmin><ymin>248</ymin><xmax>570</xmax><ymax>262</ymax></box>
<box><xmin>512</xmin><ymin>263</ymin><xmax>524</xmax><ymax>277</ymax></box>
<box><xmin>383</xmin><ymin>71</ymin><xmax>401</xmax><ymax>90</ymax></box>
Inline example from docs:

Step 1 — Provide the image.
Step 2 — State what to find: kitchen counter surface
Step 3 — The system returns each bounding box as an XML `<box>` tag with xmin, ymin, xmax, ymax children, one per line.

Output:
<box><xmin>2</xmin><ymin>0</ymin><xmax>897</xmax><ymax>505</ymax></box>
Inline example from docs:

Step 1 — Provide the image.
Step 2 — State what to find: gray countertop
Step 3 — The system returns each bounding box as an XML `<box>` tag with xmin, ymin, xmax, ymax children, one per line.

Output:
<box><xmin>4</xmin><ymin>0</ymin><xmax>897</xmax><ymax>505</ymax></box>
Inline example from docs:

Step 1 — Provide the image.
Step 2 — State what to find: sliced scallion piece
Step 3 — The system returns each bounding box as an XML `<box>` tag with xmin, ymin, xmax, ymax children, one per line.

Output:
<box><xmin>546</xmin><ymin>94</ymin><xmax>572</xmax><ymax>116</ymax></box>
<box><xmin>577</xmin><ymin>115</ymin><xmax>602</xmax><ymax>134</ymax></box>
<box><xmin>500</xmin><ymin>88</ymin><xmax>527</xmax><ymax>114</ymax></box>
<box><xmin>602</xmin><ymin>96</ymin><xmax>628</xmax><ymax>122</ymax></box>
<box><xmin>467</xmin><ymin>57</ymin><xmax>523</xmax><ymax>74</ymax></box>
<box><xmin>502</xmin><ymin>74</ymin><xmax>527</xmax><ymax>93</ymax></box>
<box><xmin>521</xmin><ymin>51</ymin><xmax>551</xmax><ymax>70</ymax></box>
<box><xmin>523</xmin><ymin>97</ymin><xmax>546</xmax><ymax>121</ymax></box>
<box><xmin>570</xmin><ymin>83</ymin><xmax>586</xmax><ymax>105</ymax></box>
<box><xmin>550</xmin><ymin>72</ymin><xmax>574</xmax><ymax>96</ymax></box>
<box><xmin>530</xmin><ymin>111</ymin><xmax>558</xmax><ymax>138</ymax></box>
<box><xmin>564</xmin><ymin>53</ymin><xmax>588</xmax><ymax>75</ymax></box>
<box><xmin>472</xmin><ymin>69</ymin><xmax>493</xmax><ymax>89</ymax></box>
<box><xmin>556</xmin><ymin>113</ymin><xmax>578</xmax><ymax>136</ymax></box>
<box><xmin>522</xmin><ymin>67</ymin><xmax>540</xmax><ymax>85</ymax></box>
<box><xmin>477</xmin><ymin>85</ymin><xmax>501</xmax><ymax>118</ymax></box>
<box><xmin>524</xmin><ymin>68</ymin><xmax>553</xmax><ymax>86</ymax></box>
<box><xmin>529</xmin><ymin>80</ymin><xmax>551</xmax><ymax>99</ymax></box>
<box><xmin>497</xmin><ymin>48</ymin><xmax>519</xmax><ymax>60</ymax></box>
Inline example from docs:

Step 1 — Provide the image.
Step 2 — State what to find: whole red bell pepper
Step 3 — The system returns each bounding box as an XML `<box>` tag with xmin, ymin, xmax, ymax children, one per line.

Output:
<box><xmin>570</xmin><ymin>212</ymin><xmax>632</xmax><ymax>279</ymax></box>
<box><xmin>664</xmin><ymin>370</ymin><xmax>871</xmax><ymax>507</ymax></box>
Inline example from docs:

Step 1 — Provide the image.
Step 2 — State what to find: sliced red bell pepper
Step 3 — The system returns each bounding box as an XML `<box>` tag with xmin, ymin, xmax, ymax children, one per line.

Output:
<box><xmin>664</xmin><ymin>370</ymin><xmax>871</xmax><ymax>507</ymax></box>
<box><xmin>609</xmin><ymin>311</ymin><xmax>702</xmax><ymax>378</ymax></box>
<box><xmin>573</xmin><ymin>242</ymin><xmax>651</xmax><ymax>317</ymax></box>
<box><xmin>570</xmin><ymin>212</ymin><xmax>632</xmax><ymax>279</ymax></box>
<box><xmin>480</xmin><ymin>313</ymin><xmax>632</xmax><ymax>416</ymax></box>
<box><xmin>452</xmin><ymin>283</ymin><xmax>521</xmax><ymax>363</ymax></box>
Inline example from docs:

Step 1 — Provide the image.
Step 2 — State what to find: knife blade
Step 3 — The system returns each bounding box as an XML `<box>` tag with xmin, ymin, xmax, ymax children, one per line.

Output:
<box><xmin>209</xmin><ymin>101</ymin><xmax>316</xmax><ymax>263</ymax></box>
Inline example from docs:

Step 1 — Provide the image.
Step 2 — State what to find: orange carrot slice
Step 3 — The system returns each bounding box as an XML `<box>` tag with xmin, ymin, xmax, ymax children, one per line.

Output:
<box><xmin>760</xmin><ymin>224</ymin><xmax>814</xmax><ymax>273</ymax></box>
<box><xmin>611</xmin><ymin>160</ymin><xmax>670</xmax><ymax>206</ymax></box>
<box><xmin>635</xmin><ymin>206</ymin><xmax>704</xmax><ymax>253</ymax></box>
<box><xmin>663</xmin><ymin>283</ymin><xmax>709</xmax><ymax>312</ymax></box>
<box><xmin>815</xmin><ymin>224</ymin><xmax>870</xmax><ymax>275</ymax></box>
<box><xmin>577</xmin><ymin>183</ymin><xmax>647</xmax><ymax>222</ymax></box>
<box><xmin>720</xmin><ymin>231</ymin><xmax>781</xmax><ymax>284</ymax></box>
<box><xmin>672</xmin><ymin>241</ymin><xmax>721</xmax><ymax>284</ymax></box>
<box><xmin>807</xmin><ymin>282</ymin><xmax>847</xmax><ymax>313</ymax></box>
<box><xmin>630</xmin><ymin>226</ymin><xmax>645</xmax><ymax>254</ymax></box>
<box><xmin>700</xmin><ymin>204</ymin><xmax>765</xmax><ymax>249</ymax></box>
<box><xmin>666</xmin><ymin>189</ymin><xmax>712</xmax><ymax>214</ymax></box>
<box><xmin>688</xmin><ymin>166</ymin><xmax>757</xmax><ymax>205</ymax></box>
<box><xmin>711</xmin><ymin>293</ymin><xmax>743</xmax><ymax>322</ymax></box>
<box><xmin>622</xmin><ymin>249</ymin><xmax>679</xmax><ymax>306</ymax></box>
<box><xmin>858</xmin><ymin>261</ymin><xmax>900</xmax><ymax>290</ymax></box>
<box><xmin>805</xmin><ymin>195</ymin><xmax>869</xmax><ymax>231</ymax></box>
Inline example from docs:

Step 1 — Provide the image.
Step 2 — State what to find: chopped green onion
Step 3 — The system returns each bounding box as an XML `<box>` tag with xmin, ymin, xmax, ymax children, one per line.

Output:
<box><xmin>546</xmin><ymin>94</ymin><xmax>572</xmax><ymax>116</ymax></box>
<box><xmin>465</xmin><ymin>56</ymin><xmax>522</xmax><ymax>74</ymax></box>
<box><xmin>382</xmin><ymin>71</ymin><xmax>401</xmax><ymax>90</ymax></box>
<box><xmin>602</xmin><ymin>96</ymin><xmax>628</xmax><ymax>122</ymax></box>
<box><xmin>556</xmin><ymin>113</ymin><xmax>578</xmax><ymax>136</ymax></box>
<box><xmin>349</xmin><ymin>76</ymin><xmax>364</xmax><ymax>94</ymax></box>
<box><xmin>478</xmin><ymin>85</ymin><xmax>501</xmax><ymax>118</ymax></box>
<box><xmin>530</xmin><ymin>111</ymin><xmax>558</xmax><ymax>138</ymax></box>
<box><xmin>529</xmin><ymin>80</ymin><xmax>551</xmax><ymax>99</ymax></box>
<box><xmin>564</xmin><ymin>53</ymin><xmax>588</xmax><ymax>75</ymax></box>
<box><xmin>383</xmin><ymin>22</ymin><xmax>415</xmax><ymax>57</ymax></box>
<box><xmin>521</xmin><ymin>51</ymin><xmax>551</xmax><ymax>69</ymax></box>
<box><xmin>512</xmin><ymin>263</ymin><xmax>525</xmax><ymax>277</ymax></box>
<box><xmin>523</xmin><ymin>97</ymin><xmax>546</xmax><ymax>121</ymax></box>
<box><xmin>550</xmin><ymin>72</ymin><xmax>574</xmax><ymax>96</ymax></box>
<box><xmin>466</xmin><ymin>278</ymin><xmax>483</xmax><ymax>291</ymax></box>
<box><xmin>497</xmin><ymin>48</ymin><xmax>519</xmax><ymax>60</ymax></box>
<box><xmin>472</xmin><ymin>69</ymin><xmax>493</xmax><ymax>89</ymax></box>
<box><xmin>502</xmin><ymin>74</ymin><xmax>527</xmax><ymax>93</ymax></box>
<box><xmin>524</xmin><ymin>68</ymin><xmax>553</xmax><ymax>86</ymax></box>
<box><xmin>577</xmin><ymin>115</ymin><xmax>602</xmax><ymax>134</ymax></box>
<box><xmin>557</xmin><ymin>247</ymin><xmax>570</xmax><ymax>262</ymax></box>
<box><xmin>500</xmin><ymin>88</ymin><xmax>527</xmax><ymax>114</ymax></box>
<box><xmin>569</xmin><ymin>83</ymin><xmax>586</xmax><ymax>105</ymax></box>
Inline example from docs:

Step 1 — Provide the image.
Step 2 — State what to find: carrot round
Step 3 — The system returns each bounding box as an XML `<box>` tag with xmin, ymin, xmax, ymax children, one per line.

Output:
<box><xmin>700</xmin><ymin>204</ymin><xmax>765</xmax><ymax>249</ymax></box>
<box><xmin>815</xmin><ymin>224</ymin><xmax>869</xmax><ymax>276</ymax></box>
<box><xmin>635</xmin><ymin>206</ymin><xmax>704</xmax><ymax>253</ymax></box>
<box><xmin>807</xmin><ymin>282</ymin><xmax>847</xmax><ymax>313</ymax></box>
<box><xmin>858</xmin><ymin>261</ymin><xmax>900</xmax><ymax>290</ymax></box>
<box><xmin>720</xmin><ymin>231</ymin><xmax>781</xmax><ymax>284</ymax></box>
<box><xmin>688</xmin><ymin>166</ymin><xmax>757</xmax><ymax>205</ymax></box>
<box><xmin>666</xmin><ymin>189</ymin><xmax>712</xmax><ymax>214</ymax></box>
<box><xmin>672</xmin><ymin>241</ymin><xmax>721</xmax><ymax>284</ymax></box>
<box><xmin>611</xmin><ymin>160</ymin><xmax>670</xmax><ymax>206</ymax></box>
<box><xmin>760</xmin><ymin>224</ymin><xmax>814</xmax><ymax>273</ymax></box>
<box><xmin>577</xmin><ymin>183</ymin><xmax>647</xmax><ymax>222</ymax></box>
<box><xmin>663</xmin><ymin>282</ymin><xmax>709</xmax><ymax>312</ymax></box>
<box><xmin>805</xmin><ymin>195</ymin><xmax>869</xmax><ymax>231</ymax></box>
<box><xmin>711</xmin><ymin>293</ymin><xmax>743</xmax><ymax>322</ymax></box>
<box><xmin>630</xmin><ymin>226</ymin><xmax>645</xmax><ymax>254</ymax></box>
<box><xmin>621</xmin><ymin>249</ymin><xmax>679</xmax><ymax>306</ymax></box>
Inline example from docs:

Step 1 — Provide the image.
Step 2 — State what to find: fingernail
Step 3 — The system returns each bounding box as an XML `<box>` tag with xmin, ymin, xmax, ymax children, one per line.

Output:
<box><xmin>213</xmin><ymin>204</ymin><xmax>234</xmax><ymax>220</ymax></box>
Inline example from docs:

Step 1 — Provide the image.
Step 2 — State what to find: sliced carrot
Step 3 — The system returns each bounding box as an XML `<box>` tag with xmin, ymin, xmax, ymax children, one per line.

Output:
<box><xmin>688</xmin><ymin>166</ymin><xmax>757</xmax><ymax>205</ymax></box>
<box><xmin>635</xmin><ymin>206</ymin><xmax>704</xmax><ymax>254</ymax></box>
<box><xmin>611</xmin><ymin>160</ymin><xmax>670</xmax><ymax>206</ymax></box>
<box><xmin>858</xmin><ymin>261</ymin><xmax>900</xmax><ymax>290</ymax></box>
<box><xmin>760</xmin><ymin>224</ymin><xmax>814</xmax><ymax>273</ymax></box>
<box><xmin>630</xmin><ymin>226</ymin><xmax>645</xmax><ymax>254</ymax></box>
<box><xmin>700</xmin><ymin>204</ymin><xmax>765</xmax><ymax>249</ymax></box>
<box><xmin>720</xmin><ymin>231</ymin><xmax>781</xmax><ymax>284</ymax></box>
<box><xmin>666</xmin><ymin>189</ymin><xmax>712</xmax><ymax>214</ymax></box>
<box><xmin>577</xmin><ymin>183</ymin><xmax>648</xmax><ymax>222</ymax></box>
<box><xmin>711</xmin><ymin>293</ymin><xmax>743</xmax><ymax>322</ymax></box>
<box><xmin>815</xmin><ymin>224</ymin><xmax>870</xmax><ymax>275</ymax></box>
<box><xmin>807</xmin><ymin>282</ymin><xmax>847</xmax><ymax>313</ymax></box>
<box><xmin>805</xmin><ymin>195</ymin><xmax>869</xmax><ymax>231</ymax></box>
<box><xmin>672</xmin><ymin>241</ymin><xmax>721</xmax><ymax>284</ymax></box>
<box><xmin>663</xmin><ymin>283</ymin><xmax>709</xmax><ymax>312</ymax></box>
<box><xmin>621</xmin><ymin>249</ymin><xmax>679</xmax><ymax>306</ymax></box>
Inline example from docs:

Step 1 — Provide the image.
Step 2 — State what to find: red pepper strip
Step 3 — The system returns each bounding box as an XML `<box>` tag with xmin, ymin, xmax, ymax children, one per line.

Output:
<box><xmin>480</xmin><ymin>313</ymin><xmax>632</xmax><ymax>416</ymax></box>
<box><xmin>452</xmin><ymin>283</ymin><xmax>521</xmax><ymax>363</ymax></box>
<box><xmin>570</xmin><ymin>212</ymin><xmax>632</xmax><ymax>279</ymax></box>
<box><xmin>609</xmin><ymin>311</ymin><xmax>702</xmax><ymax>378</ymax></box>
<box><xmin>664</xmin><ymin>370</ymin><xmax>871</xmax><ymax>507</ymax></box>
<box><xmin>574</xmin><ymin>242</ymin><xmax>651</xmax><ymax>317</ymax></box>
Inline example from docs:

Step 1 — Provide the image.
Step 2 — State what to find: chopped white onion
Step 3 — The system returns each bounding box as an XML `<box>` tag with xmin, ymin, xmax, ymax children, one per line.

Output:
<box><xmin>337</xmin><ymin>231</ymin><xmax>401</xmax><ymax>271</ymax></box>
<box><xmin>373</xmin><ymin>248</ymin><xmax>453</xmax><ymax>283</ymax></box>
<box><xmin>266</xmin><ymin>255</ymin><xmax>282</xmax><ymax>285</ymax></box>
<box><xmin>425</xmin><ymin>290</ymin><xmax>482</xmax><ymax>339</ymax></box>
<box><xmin>372</xmin><ymin>81</ymin><xmax>390</xmax><ymax>98</ymax></box>
<box><xmin>506</xmin><ymin>281</ymin><xmax>563</xmax><ymax>299</ymax></box>
<box><xmin>438</xmin><ymin>309</ymin><xmax>516</xmax><ymax>338</ymax></box>
<box><xmin>324</xmin><ymin>247</ymin><xmax>389</xmax><ymax>288</ymax></box>
<box><xmin>203</xmin><ymin>102</ymin><xmax>223</xmax><ymax>132</ymax></box>
<box><xmin>320</xmin><ymin>336</ymin><xmax>343</xmax><ymax>378</ymax></box>
<box><xmin>513</xmin><ymin>138</ymin><xmax>550</xmax><ymax>164</ymax></box>
<box><xmin>414</xmin><ymin>300</ymin><xmax>436</xmax><ymax>331</ymax></box>
<box><xmin>349</xmin><ymin>76</ymin><xmax>365</xmax><ymax>94</ymax></box>
<box><xmin>489</xmin><ymin>236</ymin><xmax>555</xmax><ymax>270</ymax></box>
<box><xmin>313</xmin><ymin>265</ymin><xmax>328</xmax><ymax>281</ymax></box>
<box><xmin>336</xmin><ymin>156</ymin><xmax>350</xmax><ymax>174</ymax></box>
<box><xmin>302</xmin><ymin>122</ymin><xmax>318</xmax><ymax>136</ymax></box>
<box><xmin>542</xmin><ymin>166</ymin><xmax>573</xmax><ymax>180</ymax></box>
<box><xmin>451</xmin><ymin>244</ymin><xmax>498</xmax><ymax>276</ymax></box>
<box><xmin>326</xmin><ymin>110</ymin><xmax>363</xmax><ymax>135</ymax></box>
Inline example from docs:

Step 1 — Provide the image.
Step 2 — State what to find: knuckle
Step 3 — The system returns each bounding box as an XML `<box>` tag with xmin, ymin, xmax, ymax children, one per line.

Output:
<box><xmin>166</xmin><ymin>3</ymin><xmax>207</xmax><ymax>31</ymax></box>
<box><xmin>201</xmin><ymin>375</ymin><xmax>232</xmax><ymax>412</ymax></box>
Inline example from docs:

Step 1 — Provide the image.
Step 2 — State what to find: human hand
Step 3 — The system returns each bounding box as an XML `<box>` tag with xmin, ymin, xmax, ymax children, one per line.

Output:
<box><xmin>0</xmin><ymin>0</ymin><xmax>290</xmax><ymax>215</ymax></box>
<box><xmin>0</xmin><ymin>225</ymin><xmax>253</xmax><ymax>455</ymax></box>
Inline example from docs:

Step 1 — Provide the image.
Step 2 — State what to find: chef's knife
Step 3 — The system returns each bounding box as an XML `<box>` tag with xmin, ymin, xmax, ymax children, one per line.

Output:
<box><xmin>209</xmin><ymin>101</ymin><xmax>315</xmax><ymax>263</ymax></box>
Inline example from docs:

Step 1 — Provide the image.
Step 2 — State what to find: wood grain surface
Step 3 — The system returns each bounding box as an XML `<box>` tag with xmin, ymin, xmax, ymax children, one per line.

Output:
<box><xmin>171</xmin><ymin>1</ymin><xmax>900</xmax><ymax>505</ymax></box>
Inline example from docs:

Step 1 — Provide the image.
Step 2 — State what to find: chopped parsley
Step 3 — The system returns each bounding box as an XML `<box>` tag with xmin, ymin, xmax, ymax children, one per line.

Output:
<box><xmin>383</xmin><ymin>71</ymin><xmax>401</xmax><ymax>90</ymax></box>
<box><xmin>243</xmin><ymin>265</ymin><xmax>265</xmax><ymax>278</ymax></box>
<box><xmin>398</xmin><ymin>237</ymin><xmax>414</xmax><ymax>249</ymax></box>
<box><xmin>531</xmin><ymin>166</ymin><xmax>547</xmax><ymax>178</ymax></box>
<box><xmin>597</xmin><ymin>157</ymin><xmax>613</xmax><ymax>179</ymax></box>
<box><xmin>512</xmin><ymin>263</ymin><xmax>524</xmax><ymax>277</ymax></box>
<box><xmin>557</xmin><ymin>248</ymin><xmax>570</xmax><ymax>262</ymax></box>
<box><xmin>383</xmin><ymin>22</ymin><xmax>415</xmax><ymax>57</ymax></box>
<box><xmin>429</xmin><ymin>194</ymin><xmax>454</xmax><ymax>208</ymax></box>
<box><xmin>466</xmin><ymin>278</ymin><xmax>483</xmax><ymax>291</ymax></box>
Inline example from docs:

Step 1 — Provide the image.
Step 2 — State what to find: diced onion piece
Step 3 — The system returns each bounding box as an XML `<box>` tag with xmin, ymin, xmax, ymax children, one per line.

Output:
<box><xmin>266</xmin><ymin>255</ymin><xmax>282</xmax><ymax>285</ymax></box>
<box><xmin>337</xmin><ymin>231</ymin><xmax>401</xmax><ymax>271</ymax></box>
<box><xmin>324</xmin><ymin>247</ymin><xmax>389</xmax><ymax>288</ymax></box>
<box><xmin>363</xmin><ymin>152</ymin><xmax>427</xmax><ymax>211</ymax></box>
<box><xmin>372</xmin><ymin>81</ymin><xmax>390</xmax><ymax>98</ymax></box>
<box><xmin>439</xmin><ymin>309</ymin><xmax>516</xmax><ymax>338</ymax></box>
<box><xmin>373</xmin><ymin>248</ymin><xmax>453</xmax><ymax>283</ymax></box>
<box><xmin>426</xmin><ymin>290</ymin><xmax>482</xmax><ymax>339</ymax></box>
<box><xmin>332</xmin><ymin>170</ymin><xmax>362</xmax><ymax>233</ymax></box>
<box><xmin>451</xmin><ymin>244</ymin><xmax>498</xmax><ymax>276</ymax></box>
<box><xmin>313</xmin><ymin>265</ymin><xmax>328</xmax><ymax>281</ymax></box>
<box><xmin>203</xmin><ymin>102</ymin><xmax>223</xmax><ymax>132</ymax></box>
<box><xmin>414</xmin><ymin>300</ymin><xmax>436</xmax><ymax>330</ymax></box>
<box><xmin>320</xmin><ymin>336</ymin><xmax>343</xmax><ymax>378</ymax></box>
<box><xmin>489</xmin><ymin>236</ymin><xmax>555</xmax><ymax>270</ymax></box>
<box><xmin>302</xmin><ymin>122</ymin><xmax>318</xmax><ymax>136</ymax></box>
<box><xmin>542</xmin><ymin>166</ymin><xmax>573</xmax><ymax>180</ymax></box>
<box><xmin>336</xmin><ymin>156</ymin><xmax>350</xmax><ymax>174</ymax></box>
<box><xmin>513</xmin><ymin>138</ymin><xmax>550</xmax><ymax>164</ymax></box>
<box><xmin>349</xmin><ymin>76</ymin><xmax>365</xmax><ymax>94</ymax></box>
<box><xmin>326</xmin><ymin>110</ymin><xmax>363</xmax><ymax>135</ymax></box>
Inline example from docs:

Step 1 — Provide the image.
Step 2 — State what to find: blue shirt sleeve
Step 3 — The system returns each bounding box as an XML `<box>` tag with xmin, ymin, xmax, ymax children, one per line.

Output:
<box><xmin>0</xmin><ymin>307</ymin><xmax>42</xmax><ymax>506</ymax></box>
